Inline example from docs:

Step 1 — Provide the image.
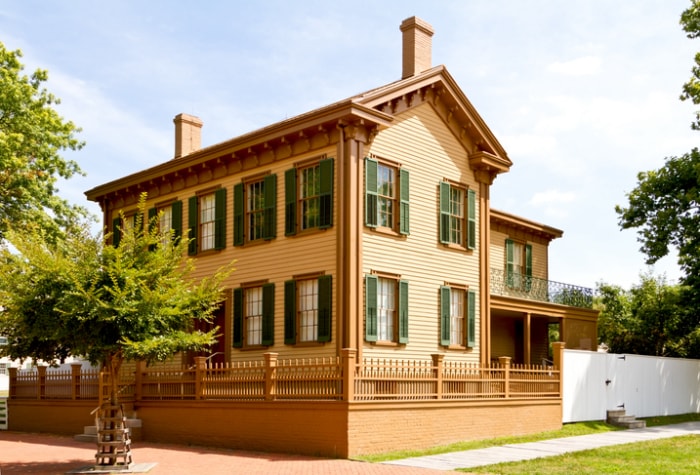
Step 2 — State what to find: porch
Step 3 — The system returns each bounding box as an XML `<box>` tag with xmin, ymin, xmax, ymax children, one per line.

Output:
<box><xmin>489</xmin><ymin>268</ymin><xmax>598</xmax><ymax>365</ymax></box>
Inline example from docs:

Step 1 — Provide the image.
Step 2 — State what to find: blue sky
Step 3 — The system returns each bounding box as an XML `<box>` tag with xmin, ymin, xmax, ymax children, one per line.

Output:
<box><xmin>1</xmin><ymin>0</ymin><xmax>697</xmax><ymax>290</ymax></box>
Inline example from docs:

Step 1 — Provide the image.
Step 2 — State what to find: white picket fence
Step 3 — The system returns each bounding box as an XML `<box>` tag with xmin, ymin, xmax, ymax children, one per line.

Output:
<box><xmin>563</xmin><ymin>349</ymin><xmax>700</xmax><ymax>423</ymax></box>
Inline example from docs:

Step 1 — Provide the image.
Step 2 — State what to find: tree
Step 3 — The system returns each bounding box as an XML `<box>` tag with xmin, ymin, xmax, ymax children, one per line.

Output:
<box><xmin>596</xmin><ymin>273</ymin><xmax>691</xmax><ymax>357</ymax></box>
<box><xmin>0</xmin><ymin>195</ymin><xmax>234</xmax><ymax>404</ymax></box>
<box><xmin>0</xmin><ymin>41</ymin><xmax>86</xmax><ymax>242</ymax></box>
<box><xmin>680</xmin><ymin>0</ymin><xmax>700</xmax><ymax>130</ymax></box>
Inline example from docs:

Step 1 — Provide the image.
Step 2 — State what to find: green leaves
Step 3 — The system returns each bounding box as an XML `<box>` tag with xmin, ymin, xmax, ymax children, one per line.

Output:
<box><xmin>0</xmin><ymin>41</ymin><xmax>87</xmax><ymax>242</ymax></box>
<box><xmin>0</xmin><ymin>194</ymin><xmax>235</xmax><ymax>368</ymax></box>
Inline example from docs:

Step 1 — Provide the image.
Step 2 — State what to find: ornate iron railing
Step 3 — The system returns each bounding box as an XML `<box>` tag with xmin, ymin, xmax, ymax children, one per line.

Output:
<box><xmin>490</xmin><ymin>268</ymin><xmax>594</xmax><ymax>308</ymax></box>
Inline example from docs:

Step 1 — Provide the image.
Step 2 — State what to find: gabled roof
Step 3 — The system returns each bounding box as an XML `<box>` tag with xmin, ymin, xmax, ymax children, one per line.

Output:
<box><xmin>86</xmin><ymin>61</ymin><xmax>512</xmax><ymax>203</ymax></box>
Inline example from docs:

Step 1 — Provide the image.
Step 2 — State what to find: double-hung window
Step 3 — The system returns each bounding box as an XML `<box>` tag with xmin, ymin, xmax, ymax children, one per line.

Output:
<box><xmin>440</xmin><ymin>285</ymin><xmax>476</xmax><ymax>348</ymax></box>
<box><xmin>285</xmin><ymin>157</ymin><xmax>334</xmax><ymax>235</ymax></box>
<box><xmin>148</xmin><ymin>200</ymin><xmax>183</xmax><ymax>245</ymax></box>
<box><xmin>233</xmin><ymin>283</ymin><xmax>275</xmax><ymax>348</ymax></box>
<box><xmin>505</xmin><ymin>239</ymin><xmax>532</xmax><ymax>290</ymax></box>
<box><xmin>111</xmin><ymin>212</ymin><xmax>142</xmax><ymax>247</ymax></box>
<box><xmin>439</xmin><ymin>181</ymin><xmax>476</xmax><ymax>249</ymax></box>
<box><xmin>188</xmin><ymin>188</ymin><xmax>226</xmax><ymax>255</ymax></box>
<box><xmin>365</xmin><ymin>274</ymin><xmax>408</xmax><ymax>344</ymax></box>
<box><xmin>234</xmin><ymin>174</ymin><xmax>276</xmax><ymax>245</ymax></box>
<box><xmin>284</xmin><ymin>274</ymin><xmax>332</xmax><ymax>344</ymax></box>
<box><xmin>365</xmin><ymin>156</ymin><xmax>409</xmax><ymax>234</ymax></box>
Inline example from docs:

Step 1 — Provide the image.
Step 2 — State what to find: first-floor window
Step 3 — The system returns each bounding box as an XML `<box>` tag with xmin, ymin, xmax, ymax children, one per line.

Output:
<box><xmin>284</xmin><ymin>274</ymin><xmax>332</xmax><ymax>344</ymax></box>
<box><xmin>233</xmin><ymin>284</ymin><xmax>274</xmax><ymax>348</ymax></box>
<box><xmin>440</xmin><ymin>286</ymin><xmax>476</xmax><ymax>348</ymax></box>
<box><xmin>365</xmin><ymin>274</ymin><xmax>408</xmax><ymax>344</ymax></box>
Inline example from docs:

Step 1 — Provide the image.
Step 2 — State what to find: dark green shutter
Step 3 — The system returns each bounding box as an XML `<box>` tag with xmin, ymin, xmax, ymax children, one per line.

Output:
<box><xmin>285</xmin><ymin>168</ymin><xmax>297</xmax><ymax>236</ymax></box>
<box><xmin>317</xmin><ymin>275</ymin><xmax>332</xmax><ymax>342</ymax></box>
<box><xmin>365</xmin><ymin>275</ymin><xmax>378</xmax><ymax>342</ymax></box>
<box><xmin>399</xmin><ymin>168</ymin><xmax>410</xmax><ymax>235</ymax></box>
<box><xmin>525</xmin><ymin>244</ymin><xmax>533</xmax><ymax>291</ymax></box>
<box><xmin>440</xmin><ymin>286</ymin><xmax>451</xmax><ymax>346</ymax></box>
<box><xmin>439</xmin><ymin>182</ymin><xmax>451</xmax><ymax>244</ymax></box>
<box><xmin>365</xmin><ymin>158</ymin><xmax>378</xmax><ymax>227</ymax></box>
<box><xmin>148</xmin><ymin>207</ymin><xmax>158</xmax><ymax>232</ymax></box>
<box><xmin>148</xmin><ymin>207</ymin><xmax>158</xmax><ymax>251</ymax></box>
<box><xmin>233</xmin><ymin>183</ymin><xmax>244</xmax><ymax>246</ymax></box>
<box><xmin>112</xmin><ymin>217</ymin><xmax>122</xmax><ymax>248</ymax></box>
<box><xmin>467</xmin><ymin>189</ymin><xmax>476</xmax><ymax>250</ymax></box>
<box><xmin>505</xmin><ymin>238</ymin><xmax>514</xmax><ymax>287</ymax></box>
<box><xmin>398</xmin><ymin>280</ymin><xmax>409</xmax><ymax>344</ymax></box>
<box><xmin>319</xmin><ymin>158</ymin><xmax>334</xmax><ymax>229</ymax></box>
<box><xmin>467</xmin><ymin>290</ymin><xmax>476</xmax><ymax>347</ymax></box>
<box><xmin>214</xmin><ymin>188</ymin><xmax>226</xmax><ymax>250</ymax></box>
<box><xmin>233</xmin><ymin>288</ymin><xmax>243</xmax><ymax>348</ymax></box>
<box><xmin>284</xmin><ymin>280</ymin><xmax>296</xmax><ymax>344</ymax></box>
<box><xmin>171</xmin><ymin>200</ymin><xmax>183</xmax><ymax>243</ymax></box>
<box><xmin>188</xmin><ymin>196</ymin><xmax>198</xmax><ymax>255</ymax></box>
<box><xmin>263</xmin><ymin>174</ymin><xmax>277</xmax><ymax>239</ymax></box>
<box><xmin>262</xmin><ymin>283</ymin><xmax>275</xmax><ymax>346</ymax></box>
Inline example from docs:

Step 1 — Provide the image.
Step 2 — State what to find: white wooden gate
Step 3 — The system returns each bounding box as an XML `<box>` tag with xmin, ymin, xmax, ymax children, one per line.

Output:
<box><xmin>563</xmin><ymin>350</ymin><xmax>700</xmax><ymax>423</ymax></box>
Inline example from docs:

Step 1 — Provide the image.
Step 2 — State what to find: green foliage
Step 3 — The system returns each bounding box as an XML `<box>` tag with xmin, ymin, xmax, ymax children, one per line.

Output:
<box><xmin>681</xmin><ymin>1</ymin><xmax>700</xmax><ymax>130</ymax></box>
<box><xmin>0</xmin><ymin>194</ymin><xmax>234</xmax><ymax>369</ymax></box>
<box><xmin>595</xmin><ymin>273</ymin><xmax>692</xmax><ymax>357</ymax></box>
<box><xmin>0</xmin><ymin>41</ymin><xmax>87</xmax><ymax>242</ymax></box>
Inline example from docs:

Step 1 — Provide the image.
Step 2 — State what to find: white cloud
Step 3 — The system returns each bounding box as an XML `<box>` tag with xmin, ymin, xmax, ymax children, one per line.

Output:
<box><xmin>528</xmin><ymin>190</ymin><xmax>576</xmax><ymax>219</ymax></box>
<box><xmin>547</xmin><ymin>56</ymin><xmax>601</xmax><ymax>76</ymax></box>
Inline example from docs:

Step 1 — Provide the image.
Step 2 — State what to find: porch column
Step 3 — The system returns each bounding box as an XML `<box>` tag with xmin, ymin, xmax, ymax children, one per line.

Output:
<box><xmin>524</xmin><ymin>312</ymin><xmax>531</xmax><ymax>365</ymax></box>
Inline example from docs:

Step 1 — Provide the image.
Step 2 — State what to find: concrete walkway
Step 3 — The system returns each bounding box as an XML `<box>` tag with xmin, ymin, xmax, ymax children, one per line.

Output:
<box><xmin>383</xmin><ymin>421</ymin><xmax>700</xmax><ymax>471</ymax></box>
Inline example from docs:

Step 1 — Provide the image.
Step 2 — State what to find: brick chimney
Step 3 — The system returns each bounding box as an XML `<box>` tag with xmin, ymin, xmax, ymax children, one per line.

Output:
<box><xmin>173</xmin><ymin>113</ymin><xmax>203</xmax><ymax>159</ymax></box>
<box><xmin>400</xmin><ymin>16</ymin><xmax>435</xmax><ymax>79</ymax></box>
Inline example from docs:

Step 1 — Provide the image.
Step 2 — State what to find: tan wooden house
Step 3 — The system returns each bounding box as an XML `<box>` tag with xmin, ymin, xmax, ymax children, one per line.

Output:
<box><xmin>11</xmin><ymin>16</ymin><xmax>602</xmax><ymax>457</ymax></box>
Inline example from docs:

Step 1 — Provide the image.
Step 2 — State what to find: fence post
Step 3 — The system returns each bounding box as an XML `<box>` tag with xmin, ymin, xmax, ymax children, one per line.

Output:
<box><xmin>552</xmin><ymin>341</ymin><xmax>565</xmax><ymax>398</ymax></box>
<box><xmin>498</xmin><ymin>356</ymin><xmax>511</xmax><ymax>398</ymax></box>
<box><xmin>134</xmin><ymin>360</ymin><xmax>146</xmax><ymax>403</ymax></box>
<box><xmin>264</xmin><ymin>352</ymin><xmax>278</xmax><ymax>401</ymax></box>
<box><xmin>342</xmin><ymin>348</ymin><xmax>357</xmax><ymax>401</ymax></box>
<box><xmin>71</xmin><ymin>363</ymin><xmax>82</xmax><ymax>400</ymax></box>
<box><xmin>8</xmin><ymin>367</ymin><xmax>17</xmax><ymax>399</ymax></box>
<box><xmin>431</xmin><ymin>354</ymin><xmax>444</xmax><ymax>400</ymax></box>
<box><xmin>194</xmin><ymin>356</ymin><xmax>207</xmax><ymax>400</ymax></box>
<box><xmin>37</xmin><ymin>365</ymin><xmax>47</xmax><ymax>400</ymax></box>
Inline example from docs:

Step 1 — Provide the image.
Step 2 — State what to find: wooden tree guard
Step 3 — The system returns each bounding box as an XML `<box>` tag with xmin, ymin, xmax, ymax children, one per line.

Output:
<box><xmin>94</xmin><ymin>402</ymin><xmax>133</xmax><ymax>470</ymax></box>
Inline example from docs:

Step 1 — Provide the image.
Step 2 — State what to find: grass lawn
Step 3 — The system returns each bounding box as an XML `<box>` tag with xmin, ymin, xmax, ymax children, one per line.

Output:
<box><xmin>358</xmin><ymin>413</ymin><xmax>700</xmax><ymax>463</ymax></box>
<box><xmin>466</xmin><ymin>434</ymin><xmax>700</xmax><ymax>474</ymax></box>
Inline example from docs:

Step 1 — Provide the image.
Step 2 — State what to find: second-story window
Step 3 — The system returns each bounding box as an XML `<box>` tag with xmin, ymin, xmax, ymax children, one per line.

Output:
<box><xmin>285</xmin><ymin>157</ymin><xmax>334</xmax><ymax>235</ymax></box>
<box><xmin>148</xmin><ymin>200</ymin><xmax>183</xmax><ymax>245</ymax></box>
<box><xmin>506</xmin><ymin>238</ymin><xmax>532</xmax><ymax>290</ymax></box>
<box><xmin>188</xmin><ymin>188</ymin><xmax>226</xmax><ymax>255</ymax></box>
<box><xmin>365</xmin><ymin>156</ymin><xmax>409</xmax><ymax>235</ymax></box>
<box><xmin>234</xmin><ymin>174</ymin><xmax>276</xmax><ymax>245</ymax></box>
<box><xmin>439</xmin><ymin>181</ymin><xmax>476</xmax><ymax>249</ymax></box>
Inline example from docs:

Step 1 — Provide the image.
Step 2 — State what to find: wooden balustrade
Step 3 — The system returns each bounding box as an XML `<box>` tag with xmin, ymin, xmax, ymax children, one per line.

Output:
<box><xmin>9</xmin><ymin>345</ymin><xmax>563</xmax><ymax>403</ymax></box>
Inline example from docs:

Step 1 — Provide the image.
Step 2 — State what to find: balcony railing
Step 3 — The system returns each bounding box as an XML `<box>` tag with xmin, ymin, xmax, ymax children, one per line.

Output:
<box><xmin>490</xmin><ymin>268</ymin><xmax>594</xmax><ymax>309</ymax></box>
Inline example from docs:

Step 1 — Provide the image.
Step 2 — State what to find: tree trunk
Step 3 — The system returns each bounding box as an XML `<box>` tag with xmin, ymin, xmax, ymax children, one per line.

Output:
<box><xmin>94</xmin><ymin>351</ymin><xmax>132</xmax><ymax>468</ymax></box>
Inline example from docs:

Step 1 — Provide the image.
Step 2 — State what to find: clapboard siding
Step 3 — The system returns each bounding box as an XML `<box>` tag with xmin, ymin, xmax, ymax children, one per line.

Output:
<box><xmin>109</xmin><ymin>146</ymin><xmax>340</xmax><ymax>361</ymax></box>
<box><xmin>362</xmin><ymin>104</ymin><xmax>480</xmax><ymax>362</ymax></box>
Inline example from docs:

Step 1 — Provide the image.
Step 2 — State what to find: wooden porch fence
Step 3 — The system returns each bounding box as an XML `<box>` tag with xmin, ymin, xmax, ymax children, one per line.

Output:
<box><xmin>9</xmin><ymin>344</ymin><xmax>564</xmax><ymax>403</ymax></box>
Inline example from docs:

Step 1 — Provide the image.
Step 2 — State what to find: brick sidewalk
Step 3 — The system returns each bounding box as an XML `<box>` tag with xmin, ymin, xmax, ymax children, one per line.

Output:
<box><xmin>0</xmin><ymin>431</ymin><xmax>461</xmax><ymax>475</ymax></box>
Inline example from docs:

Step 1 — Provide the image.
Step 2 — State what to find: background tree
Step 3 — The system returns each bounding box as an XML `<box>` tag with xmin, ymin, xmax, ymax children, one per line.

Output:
<box><xmin>0</xmin><ymin>195</ymin><xmax>234</xmax><ymax>403</ymax></box>
<box><xmin>596</xmin><ymin>273</ymin><xmax>691</xmax><ymax>357</ymax></box>
<box><xmin>615</xmin><ymin>2</ymin><xmax>700</xmax><ymax>357</ymax></box>
<box><xmin>0</xmin><ymin>41</ymin><xmax>86</xmax><ymax>242</ymax></box>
